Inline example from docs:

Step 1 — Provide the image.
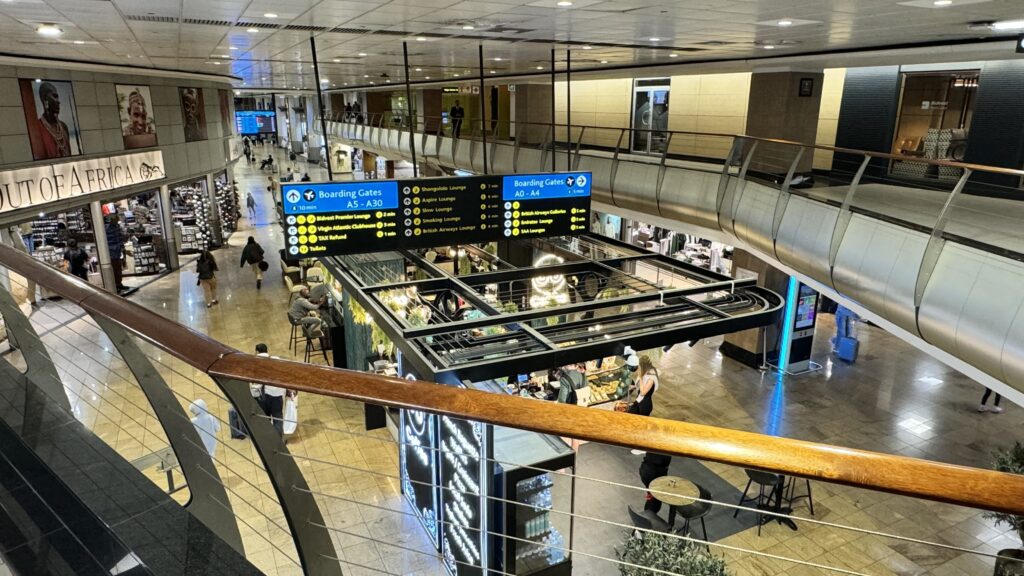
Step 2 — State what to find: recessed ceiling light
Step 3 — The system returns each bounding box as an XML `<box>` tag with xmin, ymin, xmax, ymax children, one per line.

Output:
<box><xmin>415</xmin><ymin>67</ymin><xmax>422</xmax><ymax>71</ymax></box>
<box><xmin>369</xmin><ymin>81</ymin><xmax>375</xmax><ymax>85</ymax></box>
<box><xmin>536</xmin><ymin>66</ymin><xmax>544</xmax><ymax>70</ymax></box>
<box><xmin>264</xmin><ymin>12</ymin><xmax>278</xmax><ymax>18</ymax></box>
<box><xmin>762</xmin><ymin>44</ymin><xmax>776</xmax><ymax>49</ymax></box>
<box><xmin>332</xmin><ymin>83</ymin><xmax>336</xmax><ymax>86</ymax></box>
<box><xmin>557</xmin><ymin>1</ymin><xmax>573</xmax><ymax>6</ymax></box>
<box><xmin>462</xmin><ymin>25</ymin><xmax>474</xmax><ymax>30</ymax></box>
<box><xmin>363</xmin><ymin>74</ymin><xmax>369</xmax><ymax>78</ymax></box>
<box><xmin>247</xmin><ymin>28</ymin><xmax>259</xmax><ymax>33</ymax></box>
<box><xmin>229</xmin><ymin>46</ymin><xmax>238</xmax><ymax>50</ymax></box>
<box><xmin>385</xmin><ymin>79</ymin><xmax>390</xmax><ymax>83</ymax></box>
<box><xmin>669</xmin><ymin>53</ymin><xmax>678</xmax><ymax>57</ymax></box>
<box><xmin>332</xmin><ymin>58</ymin><xmax>341</xmax><ymax>62</ymax></box>
<box><xmin>581</xmin><ymin>45</ymin><xmax>592</xmax><ymax>50</ymax></box>
<box><xmin>932</xmin><ymin>0</ymin><xmax>952</xmax><ymax>5</ymax></box>
<box><xmin>73</xmin><ymin>40</ymin><xmax>85</xmax><ymax>45</ymax></box>
<box><xmin>213</xmin><ymin>61</ymin><xmax>221</xmax><ymax>65</ymax></box>
<box><xmin>489</xmin><ymin>70</ymin><xmax>495</xmax><ymax>74</ymax></box>
<box><xmin>424</xmin><ymin>76</ymin><xmax>430</xmax><ymax>79</ymax></box>
<box><xmin>343</xmin><ymin>82</ymin><xmax>348</xmax><ymax>85</ymax></box>
<box><xmin>320</xmin><ymin>77</ymin><xmax>329</xmax><ymax>83</ymax></box>
<box><xmin>34</xmin><ymin>78</ymin><xmax>41</xmax><ymax>83</ymax></box>
<box><xmin>600</xmin><ymin>60</ymin><xmax>608</xmax><ymax>64</ymax></box>
<box><xmin>358</xmin><ymin>52</ymin><xmax>367</xmax><ymax>56</ymax></box>
<box><xmin>649</xmin><ymin>37</ymin><xmax>660</xmax><ymax>42</ymax></box>
<box><xmin>493</xmin><ymin>57</ymin><xmax>502</xmax><ymax>61</ymax></box>
<box><xmin>416</xmin><ymin>37</ymin><xmax>427</xmax><ymax>41</ymax></box>
<box><xmin>992</xmin><ymin>19</ymin><xmax>1024</xmax><ymax>30</ymax></box>
<box><xmin>454</xmin><ymin>73</ymin><xmax>460</xmax><ymax>77</ymax></box>
<box><xmin>36</xmin><ymin>24</ymin><xmax>63</xmax><ymax>37</ymax></box>
<box><xmin>778</xmin><ymin>19</ymin><xmax>794</xmax><ymax>26</ymax></box>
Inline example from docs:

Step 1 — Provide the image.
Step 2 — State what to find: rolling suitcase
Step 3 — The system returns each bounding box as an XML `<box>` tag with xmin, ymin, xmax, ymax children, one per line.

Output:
<box><xmin>836</xmin><ymin>336</ymin><xmax>859</xmax><ymax>363</ymax></box>
<box><xmin>228</xmin><ymin>408</ymin><xmax>247</xmax><ymax>439</ymax></box>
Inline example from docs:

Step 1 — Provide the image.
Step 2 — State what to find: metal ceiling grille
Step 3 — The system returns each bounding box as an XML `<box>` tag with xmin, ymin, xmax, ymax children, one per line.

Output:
<box><xmin>322</xmin><ymin>234</ymin><xmax>781</xmax><ymax>381</ymax></box>
<box><xmin>125</xmin><ymin>15</ymin><xmax>177</xmax><ymax>23</ymax></box>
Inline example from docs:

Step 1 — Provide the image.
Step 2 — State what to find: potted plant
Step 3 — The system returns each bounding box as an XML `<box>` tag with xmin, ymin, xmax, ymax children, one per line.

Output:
<box><xmin>617</xmin><ymin>530</ymin><xmax>730</xmax><ymax>576</ymax></box>
<box><xmin>988</xmin><ymin>443</ymin><xmax>1024</xmax><ymax>576</ymax></box>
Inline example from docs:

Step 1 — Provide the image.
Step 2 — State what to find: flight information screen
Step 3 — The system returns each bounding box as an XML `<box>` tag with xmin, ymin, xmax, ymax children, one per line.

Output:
<box><xmin>235</xmin><ymin>110</ymin><xmax>276</xmax><ymax>134</ymax></box>
<box><xmin>281</xmin><ymin>172</ymin><xmax>590</xmax><ymax>257</ymax></box>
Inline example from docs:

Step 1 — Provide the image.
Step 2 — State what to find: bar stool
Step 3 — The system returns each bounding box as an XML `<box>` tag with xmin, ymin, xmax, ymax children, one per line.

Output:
<box><xmin>734</xmin><ymin>469</ymin><xmax>783</xmax><ymax>536</ymax></box>
<box><xmin>303</xmin><ymin>332</ymin><xmax>329</xmax><ymax>364</ymax></box>
<box><xmin>785</xmin><ymin>477</ymin><xmax>815</xmax><ymax>516</ymax></box>
<box><xmin>674</xmin><ymin>484</ymin><xmax>712</xmax><ymax>546</ymax></box>
<box><xmin>287</xmin><ymin>315</ymin><xmax>304</xmax><ymax>352</ymax></box>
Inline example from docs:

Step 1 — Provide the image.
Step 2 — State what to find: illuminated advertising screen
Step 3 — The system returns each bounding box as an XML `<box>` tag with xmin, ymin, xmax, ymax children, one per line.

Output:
<box><xmin>440</xmin><ymin>416</ymin><xmax>489</xmax><ymax>576</ymax></box>
<box><xmin>400</xmin><ymin>409</ymin><xmax>440</xmax><ymax>548</ymax></box>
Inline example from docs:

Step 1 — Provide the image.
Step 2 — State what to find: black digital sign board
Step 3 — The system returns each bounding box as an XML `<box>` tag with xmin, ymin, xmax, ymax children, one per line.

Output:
<box><xmin>400</xmin><ymin>409</ymin><xmax>440</xmax><ymax>548</ymax></box>
<box><xmin>281</xmin><ymin>172</ymin><xmax>590</xmax><ymax>257</ymax></box>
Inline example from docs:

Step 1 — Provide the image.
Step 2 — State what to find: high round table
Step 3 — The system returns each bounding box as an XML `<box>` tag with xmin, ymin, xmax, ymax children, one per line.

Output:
<box><xmin>649</xmin><ymin>475</ymin><xmax>701</xmax><ymax>527</ymax></box>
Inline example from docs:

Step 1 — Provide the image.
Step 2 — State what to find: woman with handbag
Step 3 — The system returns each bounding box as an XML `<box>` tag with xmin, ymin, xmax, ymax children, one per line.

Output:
<box><xmin>634</xmin><ymin>355</ymin><xmax>660</xmax><ymax>417</ymax></box>
<box><xmin>239</xmin><ymin>236</ymin><xmax>266</xmax><ymax>289</ymax></box>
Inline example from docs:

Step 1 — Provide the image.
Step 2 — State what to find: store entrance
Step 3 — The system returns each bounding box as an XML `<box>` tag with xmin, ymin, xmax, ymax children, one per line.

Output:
<box><xmin>104</xmin><ymin>190</ymin><xmax>172</xmax><ymax>290</ymax></box>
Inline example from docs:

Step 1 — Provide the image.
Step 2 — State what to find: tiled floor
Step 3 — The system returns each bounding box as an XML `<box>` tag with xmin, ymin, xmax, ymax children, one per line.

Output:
<box><xmin>1</xmin><ymin>148</ymin><xmax>1021</xmax><ymax>576</ymax></box>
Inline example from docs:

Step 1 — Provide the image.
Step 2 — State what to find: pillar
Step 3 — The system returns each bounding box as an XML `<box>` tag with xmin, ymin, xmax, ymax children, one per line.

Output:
<box><xmin>158</xmin><ymin>184</ymin><xmax>180</xmax><ymax>270</ymax></box>
<box><xmin>512</xmin><ymin>83</ymin><xmax>553</xmax><ymax>145</ymax></box>
<box><xmin>720</xmin><ymin>249</ymin><xmax>791</xmax><ymax>369</ymax></box>
<box><xmin>89</xmin><ymin>201</ymin><xmax>117</xmax><ymax>292</ymax></box>
<box><xmin>744</xmin><ymin>70</ymin><xmax>824</xmax><ymax>175</ymax></box>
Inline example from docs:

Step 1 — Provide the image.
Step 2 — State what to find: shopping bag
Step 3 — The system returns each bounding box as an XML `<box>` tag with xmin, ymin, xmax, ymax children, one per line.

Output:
<box><xmin>283</xmin><ymin>397</ymin><xmax>298</xmax><ymax>435</ymax></box>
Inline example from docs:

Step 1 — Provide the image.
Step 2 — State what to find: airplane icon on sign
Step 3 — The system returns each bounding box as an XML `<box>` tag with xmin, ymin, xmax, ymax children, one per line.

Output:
<box><xmin>303</xmin><ymin>189</ymin><xmax>317</xmax><ymax>202</ymax></box>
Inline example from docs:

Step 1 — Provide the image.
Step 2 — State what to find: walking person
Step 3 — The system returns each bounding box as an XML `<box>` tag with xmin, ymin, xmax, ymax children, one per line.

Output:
<box><xmin>189</xmin><ymin>399</ymin><xmax>221</xmax><ymax>458</ymax></box>
<box><xmin>979</xmin><ymin>387</ymin><xmax>1004</xmax><ymax>413</ymax></box>
<box><xmin>62</xmin><ymin>238</ymin><xmax>89</xmax><ymax>281</ymax></box>
<box><xmin>449</xmin><ymin>100</ymin><xmax>465</xmax><ymax>138</ymax></box>
<box><xmin>239</xmin><ymin>236</ymin><xmax>265</xmax><ymax>289</ymax></box>
<box><xmin>196</xmin><ymin>250</ymin><xmax>219</xmax><ymax>307</ymax></box>
<box><xmin>254</xmin><ymin>343</ymin><xmax>286</xmax><ymax>437</ymax></box>
<box><xmin>246</xmin><ymin>191</ymin><xmax>257</xmax><ymax>219</ymax></box>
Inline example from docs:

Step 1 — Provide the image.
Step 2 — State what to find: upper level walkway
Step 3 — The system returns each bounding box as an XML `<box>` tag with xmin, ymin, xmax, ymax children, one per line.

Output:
<box><xmin>322</xmin><ymin>114</ymin><xmax>1024</xmax><ymax>402</ymax></box>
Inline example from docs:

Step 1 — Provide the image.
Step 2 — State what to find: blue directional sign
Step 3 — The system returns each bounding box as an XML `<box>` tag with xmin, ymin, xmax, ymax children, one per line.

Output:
<box><xmin>501</xmin><ymin>172</ymin><xmax>591</xmax><ymax>201</ymax></box>
<box><xmin>282</xmin><ymin>181</ymin><xmax>399</xmax><ymax>215</ymax></box>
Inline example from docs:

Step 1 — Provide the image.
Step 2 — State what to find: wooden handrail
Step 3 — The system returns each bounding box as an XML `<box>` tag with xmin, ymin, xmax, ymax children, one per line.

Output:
<box><xmin>3</xmin><ymin>244</ymin><xmax>1024</xmax><ymax>516</ymax></box>
<box><xmin>327</xmin><ymin>114</ymin><xmax>1024</xmax><ymax>180</ymax></box>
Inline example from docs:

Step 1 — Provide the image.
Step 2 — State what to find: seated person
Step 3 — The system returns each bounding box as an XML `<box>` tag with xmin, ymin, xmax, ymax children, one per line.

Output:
<box><xmin>260</xmin><ymin>154</ymin><xmax>274</xmax><ymax>170</ymax></box>
<box><xmin>300</xmin><ymin>172</ymin><xmax>311</xmax><ymax>182</ymax></box>
<box><xmin>289</xmin><ymin>287</ymin><xmax>327</xmax><ymax>337</ymax></box>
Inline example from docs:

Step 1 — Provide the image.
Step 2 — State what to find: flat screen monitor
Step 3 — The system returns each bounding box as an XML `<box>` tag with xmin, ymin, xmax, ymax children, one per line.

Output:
<box><xmin>235</xmin><ymin>110</ymin><xmax>276</xmax><ymax>135</ymax></box>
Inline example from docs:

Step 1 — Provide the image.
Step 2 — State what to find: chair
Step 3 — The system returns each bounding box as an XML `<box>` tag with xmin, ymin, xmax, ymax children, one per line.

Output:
<box><xmin>303</xmin><ymin>330</ymin><xmax>329</xmax><ymax>364</ymax></box>
<box><xmin>734</xmin><ymin>469</ymin><xmax>784</xmax><ymax>536</ymax></box>
<box><xmin>284</xmin><ymin>276</ymin><xmax>307</xmax><ymax>304</ymax></box>
<box><xmin>673</xmin><ymin>484</ymin><xmax>712</xmax><ymax>546</ymax></box>
<box><xmin>305</xmin><ymin>266</ymin><xmax>325</xmax><ymax>287</ymax></box>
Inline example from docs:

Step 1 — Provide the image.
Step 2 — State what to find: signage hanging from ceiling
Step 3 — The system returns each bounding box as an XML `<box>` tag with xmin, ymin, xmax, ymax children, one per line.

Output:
<box><xmin>281</xmin><ymin>172</ymin><xmax>591</xmax><ymax>257</ymax></box>
<box><xmin>0</xmin><ymin>150</ymin><xmax>165</xmax><ymax>215</ymax></box>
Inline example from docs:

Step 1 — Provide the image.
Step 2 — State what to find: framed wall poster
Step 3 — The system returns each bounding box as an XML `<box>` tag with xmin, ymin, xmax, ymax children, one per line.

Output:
<box><xmin>218</xmin><ymin>89</ymin><xmax>232</xmax><ymax>135</ymax></box>
<box><xmin>799</xmin><ymin>77</ymin><xmax>815</xmax><ymax>97</ymax></box>
<box><xmin>19</xmin><ymin>79</ymin><xmax>83</xmax><ymax>160</ymax></box>
<box><xmin>179</xmin><ymin>87</ymin><xmax>207</xmax><ymax>142</ymax></box>
<box><xmin>116</xmin><ymin>84</ymin><xmax>158</xmax><ymax>149</ymax></box>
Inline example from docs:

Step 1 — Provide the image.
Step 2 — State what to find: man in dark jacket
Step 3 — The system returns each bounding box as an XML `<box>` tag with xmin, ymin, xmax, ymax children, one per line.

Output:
<box><xmin>239</xmin><ymin>236</ymin><xmax>265</xmax><ymax>289</ymax></box>
<box><xmin>105</xmin><ymin>215</ymin><xmax>126</xmax><ymax>292</ymax></box>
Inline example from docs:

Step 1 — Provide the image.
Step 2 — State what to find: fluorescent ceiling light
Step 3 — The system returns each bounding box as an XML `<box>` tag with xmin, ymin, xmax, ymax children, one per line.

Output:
<box><xmin>992</xmin><ymin>19</ymin><xmax>1024</xmax><ymax>30</ymax></box>
<box><xmin>73</xmin><ymin>40</ymin><xmax>85</xmax><ymax>45</ymax></box>
<box><xmin>264</xmin><ymin>13</ymin><xmax>278</xmax><ymax>18</ymax></box>
<box><xmin>493</xmin><ymin>57</ymin><xmax>502</xmax><ymax>61</ymax></box>
<box><xmin>424</xmin><ymin>76</ymin><xmax>430</xmax><ymax>79</ymax></box>
<box><xmin>247</xmin><ymin>28</ymin><xmax>259</xmax><ymax>33</ymax></box>
<box><xmin>415</xmin><ymin>67</ymin><xmax>422</xmax><ymax>71</ymax></box>
<box><xmin>36</xmin><ymin>24</ymin><xmax>63</xmax><ymax>37</ymax></box>
<box><xmin>649</xmin><ymin>37</ymin><xmax>660</xmax><ymax>41</ymax></box>
<box><xmin>932</xmin><ymin>0</ymin><xmax>952</xmax><ymax>4</ymax></box>
<box><xmin>557</xmin><ymin>1</ymin><xmax>573</xmax><ymax>5</ymax></box>
<box><xmin>581</xmin><ymin>45</ymin><xmax>591</xmax><ymax>49</ymax></box>
<box><xmin>363</xmin><ymin>74</ymin><xmax>369</xmax><ymax>78</ymax></box>
<box><xmin>762</xmin><ymin>44</ymin><xmax>775</xmax><ymax>49</ymax></box>
<box><xmin>669</xmin><ymin>53</ymin><xmax>678</xmax><ymax>57</ymax></box>
<box><xmin>358</xmin><ymin>52</ymin><xmax>367</xmax><ymax>56</ymax></box>
<box><xmin>229</xmin><ymin>46</ymin><xmax>238</xmax><ymax>50</ymax></box>
<box><xmin>536</xmin><ymin>66</ymin><xmax>544</xmax><ymax>69</ymax></box>
<box><xmin>462</xmin><ymin>25</ymin><xmax>474</xmax><ymax>30</ymax></box>
<box><xmin>416</xmin><ymin>37</ymin><xmax>427</xmax><ymax>41</ymax></box>
<box><xmin>600</xmin><ymin>60</ymin><xmax>607</xmax><ymax>63</ymax></box>
<box><xmin>489</xmin><ymin>70</ymin><xmax>495</xmax><ymax>73</ymax></box>
<box><xmin>778</xmin><ymin>19</ymin><xmax>794</xmax><ymax>26</ymax></box>
<box><xmin>332</xmin><ymin>58</ymin><xmax>341</xmax><ymax>62</ymax></box>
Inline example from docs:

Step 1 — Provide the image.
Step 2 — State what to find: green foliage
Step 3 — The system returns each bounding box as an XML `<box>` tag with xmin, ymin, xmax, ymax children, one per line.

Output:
<box><xmin>617</xmin><ymin>531</ymin><xmax>730</xmax><ymax>576</ymax></box>
<box><xmin>987</xmin><ymin>442</ymin><xmax>1024</xmax><ymax>543</ymax></box>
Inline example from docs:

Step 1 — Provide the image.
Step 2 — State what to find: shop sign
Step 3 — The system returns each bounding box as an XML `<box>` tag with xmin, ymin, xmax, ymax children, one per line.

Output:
<box><xmin>0</xmin><ymin>150</ymin><xmax>164</xmax><ymax>215</ymax></box>
<box><xmin>442</xmin><ymin>87</ymin><xmax>460</xmax><ymax>94</ymax></box>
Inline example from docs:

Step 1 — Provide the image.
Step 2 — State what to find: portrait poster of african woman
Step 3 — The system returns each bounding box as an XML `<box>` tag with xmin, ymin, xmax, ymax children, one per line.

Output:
<box><xmin>179</xmin><ymin>87</ymin><xmax>208</xmax><ymax>142</ymax></box>
<box><xmin>19</xmin><ymin>79</ymin><xmax>83</xmax><ymax>161</ymax></box>
<box><xmin>116</xmin><ymin>84</ymin><xmax>158</xmax><ymax>149</ymax></box>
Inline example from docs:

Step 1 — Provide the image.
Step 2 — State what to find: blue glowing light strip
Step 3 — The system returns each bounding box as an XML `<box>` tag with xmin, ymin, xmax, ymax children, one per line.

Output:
<box><xmin>778</xmin><ymin>276</ymin><xmax>800</xmax><ymax>370</ymax></box>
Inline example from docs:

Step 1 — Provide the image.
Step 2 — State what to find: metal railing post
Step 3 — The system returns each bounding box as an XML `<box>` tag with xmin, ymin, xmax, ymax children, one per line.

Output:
<box><xmin>828</xmin><ymin>154</ymin><xmax>873</xmax><ymax>276</ymax></box>
<box><xmin>913</xmin><ymin>168</ymin><xmax>973</xmax><ymax>311</ymax></box>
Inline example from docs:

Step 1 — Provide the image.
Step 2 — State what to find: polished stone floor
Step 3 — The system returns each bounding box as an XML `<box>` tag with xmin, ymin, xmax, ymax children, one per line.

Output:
<box><xmin>2</xmin><ymin>147</ymin><xmax>1021</xmax><ymax>576</ymax></box>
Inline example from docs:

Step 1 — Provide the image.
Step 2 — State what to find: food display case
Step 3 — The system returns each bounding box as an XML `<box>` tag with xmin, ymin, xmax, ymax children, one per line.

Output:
<box><xmin>583</xmin><ymin>360</ymin><xmax>630</xmax><ymax>407</ymax></box>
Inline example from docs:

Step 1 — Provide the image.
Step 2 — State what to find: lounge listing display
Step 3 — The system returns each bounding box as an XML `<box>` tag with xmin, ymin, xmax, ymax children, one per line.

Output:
<box><xmin>282</xmin><ymin>172</ymin><xmax>591</xmax><ymax>256</ymax></box>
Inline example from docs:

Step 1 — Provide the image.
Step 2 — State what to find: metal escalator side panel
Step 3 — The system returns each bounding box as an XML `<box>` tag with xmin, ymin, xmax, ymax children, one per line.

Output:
<box><xmin>730</xmin><ymin>180</ymin><xmax>778</xmax><ymax>257</ymax></box>
<box><xmin>832</xmin><ymin>215</ymin><xmax>927</xmax><ymax>336</ymax></box>
<box><xmin>773</xmin><ymin>195</ymin><xmax>838</xmax><ymax>282</ymax></box>
<box><xmin>610</xmin><ymin>160</ymin><xmax>659</xmax><ymax>214</ymax></box>
<box><xmin>918</xmin><ymin>243</ymin><xmax>1024</xmax><ymax>387</ymax></box>
<box><xmin>658</xmin><ymin>167</ymin><xmax>723</xmax><ymax>231</ymax></box>
<box><xmin>576</xmin><ymin>155</ymin><xmax>614</xmax><ymax>205</ymax></box>
<box><xmin>491</xmin><ymin>141</ymin><xmax>515</xmax><ymax>173</ymax></box>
